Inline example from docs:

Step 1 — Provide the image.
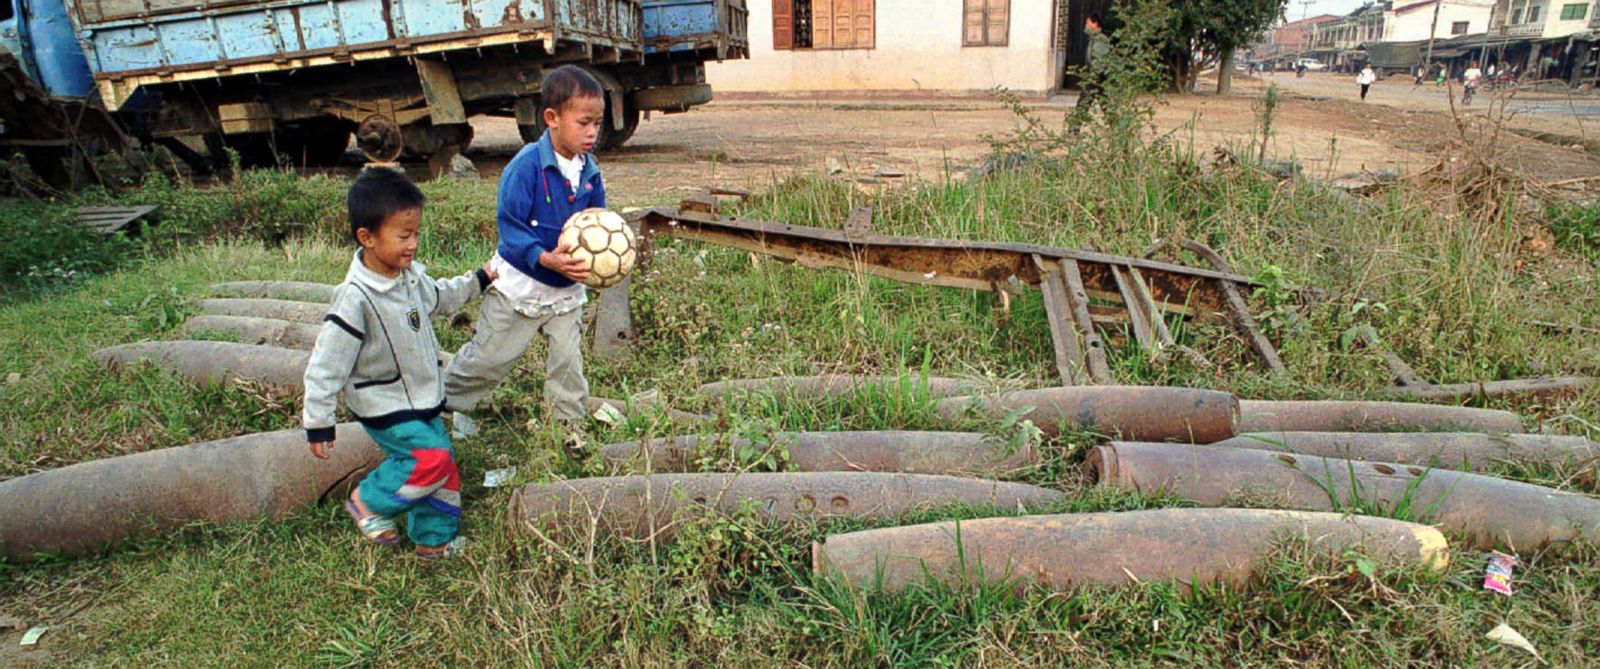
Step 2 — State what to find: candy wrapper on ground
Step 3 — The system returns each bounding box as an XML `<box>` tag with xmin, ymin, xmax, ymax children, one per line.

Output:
<box><xmin>1483</xmin><ymin>551</ymin><xmax>1517</xmax><ymax>596</ymax></box>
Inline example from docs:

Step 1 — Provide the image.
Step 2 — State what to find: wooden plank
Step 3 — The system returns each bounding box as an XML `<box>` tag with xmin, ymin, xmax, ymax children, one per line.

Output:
<box><xmin>73</xmin><ymin>205</ymin><xmax>159</xmax><ymax>235</ymax></box>
<box><xmin>813</xmin><ymin>0</ymin><xmax>833</xmax><ymax>48</ymax></box>
<box><xmin>1128</xmin><ymin>267</ymin><xmax>1175</xmax><ymax>347</ymax></box>
<box><xmin>1111</xmin><ymin>265</ymin><xmax>1156</xmax><ymax>350</ymax></box>
<box><xmin>1033</xmin><ymin>255</ymin><xmax>1086</xmax><ymax>385</ymax></box>
<box><xmin>1059</xmin><ymin>259</ymin><xmax>1111</xmax><ymax>383</ymax></box>
<box><xmin>1170</xmin><ymin>239</ymin><xmax>1288</xmax><ymax>376</ymax></box>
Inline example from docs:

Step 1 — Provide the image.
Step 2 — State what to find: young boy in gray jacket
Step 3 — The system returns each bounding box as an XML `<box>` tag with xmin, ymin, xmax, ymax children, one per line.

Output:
<box><xmin>304</xmin><ymin>168</ymin><xmax>494</xmax><ymax>559</ymax></box>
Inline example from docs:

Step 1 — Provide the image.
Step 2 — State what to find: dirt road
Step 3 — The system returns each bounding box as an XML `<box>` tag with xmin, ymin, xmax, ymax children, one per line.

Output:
<box><xmin>449</xmin><ymin>78</ymin><xmax>1600</xmax><ymax>207</ymax></box>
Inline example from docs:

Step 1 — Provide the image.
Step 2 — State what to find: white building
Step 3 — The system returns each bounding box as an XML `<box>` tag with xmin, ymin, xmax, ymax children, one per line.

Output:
<box><xmin>1383</xmin><ymin>0</ymin><xmax>1495</xmax><ymax>41</ymax></box>
<box><xmin>1490</xmin><ymin>0</ymin><xmax>1598</xmax><ymax>38</ymax></box>
<box><xmin>707</xmin><ymin>1</ymin><xmax>1086</xmax><ymax>96</ymax></box>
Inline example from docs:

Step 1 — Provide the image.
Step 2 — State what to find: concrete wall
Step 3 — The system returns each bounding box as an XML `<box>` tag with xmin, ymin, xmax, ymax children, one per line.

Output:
<box><xmin>1385</xmin><ymin>1</ymin><xmax>1494</xmax><ymax>41</ymax></box>
<box><xmin>707</xmin><ymin>0</ymin><xmax>1058</xmax><ymax>95</ymax></box>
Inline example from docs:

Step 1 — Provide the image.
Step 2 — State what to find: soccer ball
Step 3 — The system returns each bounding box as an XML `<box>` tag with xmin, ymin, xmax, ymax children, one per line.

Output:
<box><xmin>557</xmin><ymin>208</ymin><xmax>637</xmax><ymax>289</ymax></box>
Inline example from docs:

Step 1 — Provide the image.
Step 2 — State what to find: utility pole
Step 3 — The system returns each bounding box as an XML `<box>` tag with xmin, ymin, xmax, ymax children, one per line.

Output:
<box><xmin>1422</xmin><ymin>0</ymin><xmax>1444</xmax><ymax>72</ymax></box>
<box><xmin>1299</xmin><ymin>0</ymin><xmax>1315</xmax><ymax>58</ymax></box>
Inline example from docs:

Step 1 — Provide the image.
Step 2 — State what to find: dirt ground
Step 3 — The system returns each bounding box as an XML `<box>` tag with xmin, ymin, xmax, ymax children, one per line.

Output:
<box><xmin>450</xmin><ymin>74</ymin><xmax>1600</xmax><ymax>207</ymax></box>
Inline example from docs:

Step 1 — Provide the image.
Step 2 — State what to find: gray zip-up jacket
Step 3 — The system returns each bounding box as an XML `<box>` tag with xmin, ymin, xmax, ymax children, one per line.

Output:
<box><xmin>303</xmin><ymin>251</ymin><xmax>489</xmax><ymax>443</ymax></box>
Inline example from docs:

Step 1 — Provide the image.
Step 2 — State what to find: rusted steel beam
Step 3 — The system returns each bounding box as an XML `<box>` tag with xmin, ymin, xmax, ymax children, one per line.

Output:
<box><xmin>935</xmin><ymin>386</ymin><xmax>1239</xmax><ymax>442</ymax></box>
<box><xmin>635</xmin><ymin>208</ymin><xmax>1249</xmax><ymax>320</ymax></box>
<box><xmin>0</xmin><ymin>425</ymin><xmax>381</xmax><ymax>561</ymax></box>
<box><xmin>698</xmin><ymin>375</ymin><xmax>982</xmax><ymax>402</ymax></box>
<box><xmin>599</xmin><ymin>431</ymin><xmax>1036</xmax><ymax>475</ymax></box>
<box><xmin>1090</xmin><ymin>441</ymin><xmax>1600</xmax><ymax>550</ymax></box>
<box><xmin>510</xmin><ymin>473</ymin><xmax>1063</xmax><ymax>539</ymax></box>
<box><xmin>196</xmin><ymin>298</ymin><xmax>327</xmax><ymax>325</ymax></box>
<box><xmin>180</xmin><ymin>315</ymin><xmax>322</xmax><ymax>350</ymax></box>
<box><xmin>1238</xmin><ymin>400</ymin><xmax>1523</xmax><ymax>434</ymax></box>
<box><xmin>94</xmin><ymin>341</ymin><xmax>310</xmax><ymax>389</ymax></box>
<box><xmin>1387</xmin><ymin>377</ymin><xmax>1599</xmax><ymax>402</ymax></box>
<box><xmin>1214</xmin><ymin>432</ymin><xmax>1600</xmax><ymax>473</ymax></box>
<box><xmin>813</xmin><ymin>508</ymin><xmax>1449</xmax><ymax>595</ymax></box>
<box><xmin>209</xmin><ymin>281</ymin><xmax>337</xmax><ymax>303</ymax></box>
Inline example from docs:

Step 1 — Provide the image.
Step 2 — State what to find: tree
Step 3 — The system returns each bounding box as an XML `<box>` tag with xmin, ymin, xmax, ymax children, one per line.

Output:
<box><xmin>1200</xmin><ymin>0</ymin><xmax>1287</xmax><ymax>94</ymax></box>
<box><xmin>1145</xmin><ymin>0</ymin><xmax>1286</xmax><ymax>93</ymax></box>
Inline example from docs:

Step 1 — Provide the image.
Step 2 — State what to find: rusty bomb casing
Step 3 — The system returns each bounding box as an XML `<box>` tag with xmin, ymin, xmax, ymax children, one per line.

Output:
<box><xmin>599</xmin><ymin>431</ymin><xmax>1037</xmax><ymax>475</ymax></box>
<box><xmin>195</xmin><ymin>298</ymin><xmax>328</xmax><ymax>324</ymax></box>
<box><xmin>1238</xmin><ymin>400</ymin><xmax>1523</xmax><ymax>434</ymax></box>
<box><xmin>1090</xmin><ymin>441</ymin><xmax>1600</xmax><ymax>550</ymax></box>
<box><xmin>210</xmin><ymin>281</ymin><xmax>337</xmax><ymax>303</ymax></box>
<box><xmin>510</xmin><ymin>472</ymin><xmax>1064</xmax><ymax>540</ymax></box>
<box><xmin>813</xmin><ymin>508</ymin><xmax>1450</xmax><ymax>595</ymax></box>
<box><xmin>180</xmin><ymin>315</ymin><xmax>322</xmax><ymax>350</ymax></box>
<box><xmin>94</xmin><ymin>341</ymin><xmax>310</xmax><ymax>388</ymax></box>
<box><xmin>1213</xmin><ymin>432</ymin><xmax>1600</xmax><ymax>474</ymax></box>
<box><xmin>935</xmin><ymin>386</ymin><xmax>1239</xmax><ymax>442</ymax></box>
<box><xmin>0</xmin><ymin>425</ymin><xmax>381</xmax><ymax>561</ymax></box>
<box><xmin>698</xmin><ymin>375</ymin><xmax>982</xmax><ymax>402</ymax></box>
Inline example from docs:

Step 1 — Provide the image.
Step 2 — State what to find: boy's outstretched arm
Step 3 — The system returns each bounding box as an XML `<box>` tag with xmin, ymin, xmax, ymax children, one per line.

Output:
<box><xmin>303</xmin><ymin>292</ymin><xmax>364</xmax><ymax>456</ymax></box>
<box><xmin>427</xmin><ymin>262</ymin><xmax>495</xmax><ymax>318</ymax></box>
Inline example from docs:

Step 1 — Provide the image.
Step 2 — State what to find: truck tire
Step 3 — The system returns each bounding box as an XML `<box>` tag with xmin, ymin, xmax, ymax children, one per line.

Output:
<box><xmin>633</xmin><ymin>83</ymin><xmax>713</xmax><ymax>112</ymax></box>
<box><xmin>518</xmin><ymin>122</ymin><xmax>544</xmax><ymax>145</ymax></box>
<box><xmin>596</xmin><ymin>103</ymin><xmax>640</xmax><ymax>153</ymax></box>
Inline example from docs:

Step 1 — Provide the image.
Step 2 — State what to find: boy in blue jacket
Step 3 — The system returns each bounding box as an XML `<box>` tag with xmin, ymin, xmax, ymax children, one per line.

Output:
<box><xmin>443</xmin><ymin>65</ymin><xmax>605</xmax><ymax>449</ymax></box>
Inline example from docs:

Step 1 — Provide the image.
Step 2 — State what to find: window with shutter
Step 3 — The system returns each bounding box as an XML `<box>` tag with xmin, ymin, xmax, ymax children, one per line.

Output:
<box><xmin>774</xmin><ymin>0</ymin><xmax>794</xmax><ymax>50</ymax></box>
<box><xmin>963</xmin><ymin>0</ymin><xmax>1009</xmax><ymax>46</ymax></box>
<box><xmin>780</xmin><ymin>0</ymin><xmax>871</xmax><ymax>50</ymax></box>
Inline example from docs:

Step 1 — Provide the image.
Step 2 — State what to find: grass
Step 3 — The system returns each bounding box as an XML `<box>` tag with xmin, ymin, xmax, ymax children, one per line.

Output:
<box><xmin>2</xmin><ymin>109</ymin><xmax>1600</xmax><ymax>666</ymax></box>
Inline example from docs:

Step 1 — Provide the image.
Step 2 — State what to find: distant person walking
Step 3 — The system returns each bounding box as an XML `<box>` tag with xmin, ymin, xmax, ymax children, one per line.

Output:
<box><xmin>1357</xmin><ymin>64</ymin><xmax>1377</xmax><ymax>101</ymax></box>
<box><xmin>1414</xmin><ymin>65</ymin><xmax>1425</xmax><ymax>86</ymax></box>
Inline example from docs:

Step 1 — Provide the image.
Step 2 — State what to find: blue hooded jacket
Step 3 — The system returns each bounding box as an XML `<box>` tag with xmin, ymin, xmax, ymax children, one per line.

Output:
<box><xmin>495</xmin><ymin>130</ymin><xmax>607</xmax><ymax>288</ymax></box>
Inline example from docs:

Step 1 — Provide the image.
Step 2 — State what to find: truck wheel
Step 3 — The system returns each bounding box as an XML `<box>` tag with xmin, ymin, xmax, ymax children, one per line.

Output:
<box><xmin>596</xmin><ymin>103</ymin><xmax>640</xmax><ymax>153</ymax></box>
<box><xmin>518</xmin><ymin>122</ymin><xmax>545</xmax><ymax>144</ymax></box>
<box><xmin>632</xmin><ymin>83</ymin><xmax>713</xmax><ymax>113</ymax></box>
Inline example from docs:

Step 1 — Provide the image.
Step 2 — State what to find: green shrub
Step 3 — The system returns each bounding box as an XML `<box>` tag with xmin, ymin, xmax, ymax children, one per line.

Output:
<box><xmin>0</xmin><ymin>202</ymin><xmax>134</xmax><ymax>297</ymax></box>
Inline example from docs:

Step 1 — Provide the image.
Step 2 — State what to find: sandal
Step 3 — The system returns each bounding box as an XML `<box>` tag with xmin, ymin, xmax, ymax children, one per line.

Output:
<box><xmin>415</xmin><ymin>536</ymin><xmax>467</xmax><ymax>560</ymax></box>
<box><xmin>343</xmin><ymin>497</ymin><xmax>399</xmax><ymax>546</ymax></box>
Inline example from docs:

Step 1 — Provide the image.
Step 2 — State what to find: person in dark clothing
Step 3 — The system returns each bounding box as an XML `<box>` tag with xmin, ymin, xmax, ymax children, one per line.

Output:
<box><xmin>1070</xmin><ymin>11</ymin><xmax>1111</xmax><ymax>129</ymax></box>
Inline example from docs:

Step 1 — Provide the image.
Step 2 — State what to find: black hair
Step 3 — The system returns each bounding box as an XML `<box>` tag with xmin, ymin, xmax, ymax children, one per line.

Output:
<box><xmin>1086</xmin><ymin>11</ymin><xmax>1104</xmax><ymax>25</ymax></box>
<box><xmin>540</xmin><ymin>65</ymin><xmax>605</xmax><ymax>119</ymax></box>
<box><xmin>347</xmin><ymin>167</ymin><xmax>425</xmax><ymax>243</ymax></box>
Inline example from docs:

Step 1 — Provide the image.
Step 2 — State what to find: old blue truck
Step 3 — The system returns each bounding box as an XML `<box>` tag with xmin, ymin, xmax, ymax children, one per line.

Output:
<box><xmin>0</xmin><ymin>0</ymin><xmax>746</xmax><ymax>181</ymax></box>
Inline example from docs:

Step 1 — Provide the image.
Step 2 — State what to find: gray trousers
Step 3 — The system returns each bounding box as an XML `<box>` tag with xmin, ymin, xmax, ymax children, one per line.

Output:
<box><xmin>443</xmin><ymin>288</ymin><xmax>588</xmax><ymax>421</ymax></box>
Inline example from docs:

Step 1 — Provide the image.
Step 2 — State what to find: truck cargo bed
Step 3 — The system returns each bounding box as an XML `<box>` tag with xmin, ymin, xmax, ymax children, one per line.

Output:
<box><xmin>80</xmin><ymin>0</ymin><xmax>641</xmax><ymax>107</ymax></box>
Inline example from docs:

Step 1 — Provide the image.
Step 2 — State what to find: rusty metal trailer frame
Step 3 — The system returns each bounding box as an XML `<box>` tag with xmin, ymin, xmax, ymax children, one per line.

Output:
<box><xmin>622</xmin><ymin>200</ymin><xmax>1284</xmax><ymax>385</ymax></box>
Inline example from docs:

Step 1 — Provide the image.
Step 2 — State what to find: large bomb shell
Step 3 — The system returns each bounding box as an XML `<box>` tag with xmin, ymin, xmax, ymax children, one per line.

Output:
<box><xmin>180</xmin><ymin>315</ymin><xmax>322</xmax><ymax>350</ymax></box>
<box><xmin>1214</xmin><ymin>432</ymin><xmax>1600</xmax><ymax>474</ymax></box>
<box><xmin>196</xmin><ymin>298</ymin><xmax>326</xmax><ymax>324</ymax></box>
<box><xmin>511</xmin><ymin>473</ymin><xmax>1063</xmax><ymax>539</ymax></box>
<box><xmin>1090</xmin><ymin>441</ymin><xmax>1600</xmax><ymax>550</ymax></box>
<box><xmin>699</xmin><ymin>375</ymin><xmax>981</xmax><ymax>402</ymax></box>
<box><xmin>814</xmin><ymin>508</ymin><xmax>1449</xmax><ymax>595</ymax></box>
<box><xmin>1238</xmin><ymin>400</ymin><xmax>1522</xmax><ymax>434</ymax></box>
<box><xmin>94</xmin><ymin>341</ymin><xmax>309</xmax><ymax>388</ymax></box>
<box><xmin>210</xmin><ymin>281</ymin><xmax>337</xmax><ymax>302</ymax></box>
<box><xmin>0</xmin><ymin>425</ymin><xmax>380</xmax><ymax>561</ymax></box>
<box><xmin>600</xmin><ymin>431</ymin><xmax>1036</xmax><ymax>475</ymax></box>
<box><xmin>935</xmin><ymin>386</ymin><xmax>1239</xmax><ymax>442</ymax></box>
